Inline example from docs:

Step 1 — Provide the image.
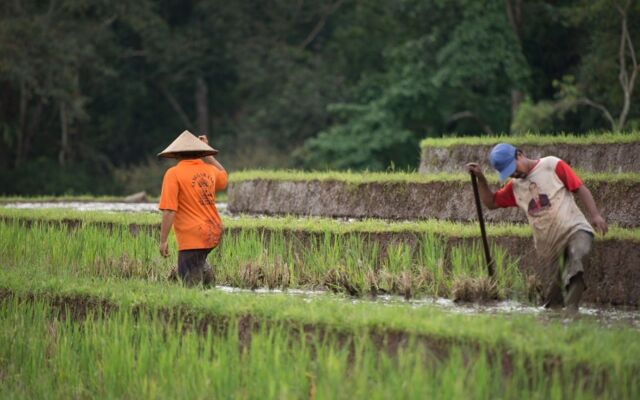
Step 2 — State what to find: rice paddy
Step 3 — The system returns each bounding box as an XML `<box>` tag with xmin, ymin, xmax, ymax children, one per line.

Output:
<box><xmin>2</xmin><ymin>194</ymin><xmax>639</xmax><ymax>398</ymax></box>
<box><xmin>0</xmin><ymin>219</ymin><xmax>527</xmax><ymax>301</ymax></box>
<box><xmin>419</xmin><ymin>131</ymin><xmax>640</xmax><ymax>148</ymax></box>
<box><xmin>1</xmin><ymin>296</ymin><xmax>638</xmax><ymax>399</ymax></box>
<box><xmin>1</xmin><ymin>268</ymin><xmax>639</xmax><ymax>399</ymax></box>
<box><xmin>229</xmin><ymin>168</ymin><xmax>640</xmax><ymax>185</ymax></box>
<box><xmin>2</xmin><ymin>208</ymin><xmax>639</xmax><ymax>304</ymax></box>
<box><xmin>3</xmin><ymin>207</ymin><xmax>639</xmax><ymax>241</ymax></box>
<box><xmin>226</xmin><ymin>172</ymin><xmax>640</xmax><ymax>227</ymax></box>
<box><xmin>419</xmin><ymin>132</ymin><xmax>640</xmax><ymax>175</ymax></box>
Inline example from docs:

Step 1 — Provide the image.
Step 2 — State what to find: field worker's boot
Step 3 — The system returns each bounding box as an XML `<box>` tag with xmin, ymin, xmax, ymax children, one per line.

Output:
<box><xmin>565</xmin><ymin>272</ymin><xmax>585</xmax><ymax>313</ymax></box>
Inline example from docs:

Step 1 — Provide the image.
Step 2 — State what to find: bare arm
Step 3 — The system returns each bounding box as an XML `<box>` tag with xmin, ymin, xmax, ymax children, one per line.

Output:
<box><xmin>202</xmin><ymin>155</ymin><xmax>225</xmax><ymax>172</ymax></box>
<box><xmin>465</xmin><ymin>163</ymin><xmax>498</xmax><ymax>209</ymax></box>
<box><xmin>575</xmin><ymin>185</ymin><xmax>608</xmax><ymax>235</ymax></box>
<box><xmin>198</xmin><ymin>135</ymin><xmax>226</xmax><ymax>172</ymax></box>
<box><xmin>159</xmin><ymin>210</ymin><xmax>176</xmax><ymax>257</ymax></box>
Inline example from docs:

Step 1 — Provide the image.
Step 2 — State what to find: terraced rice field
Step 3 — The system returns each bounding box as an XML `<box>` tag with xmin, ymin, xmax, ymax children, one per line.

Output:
<box><xmin>226</xmin><ymin>170</ymin><xmax>640</xmax><ymax>227</ymax></box>
<box><xmin>419</xmin><ymin>132</ymin><xmax>640</xmax><ymax>173</ymax></box>
<box><xmin>0</xmin><ymin>213</ymin><xmax>522</xmax><ymax>301</ymax></box>
<box><xmin>3</xmin><ymin>208</ymin><xmax>639</xmax><ymax>304</ymax></box>
<box><xmin>2</xmin><ymin>134</ymin><xmax>639</xmax><ymax>398</ymax></box>
<box><xmin>2</xmin><ymin>258</ymin><xmax>639</xmax><ymax>398</ymax></box>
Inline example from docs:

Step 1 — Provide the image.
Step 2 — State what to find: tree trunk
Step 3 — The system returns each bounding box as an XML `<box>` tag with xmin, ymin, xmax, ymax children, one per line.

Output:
<box><xmin>505</xmin><ymin>0</ymin><xmax>523</xmax><ymax>41</ymax></box>
<box><xmin>506</xmin><ymin>0</ymin><xmax>524</xmax><ymax>134</ymax></box>
<box><xmin>22</xmin><ymin>100</ymin><xmax>43</xmax><ymax>165</ymax></box>
<box><xmin>158</xmin><ymin>83</ymin><xmax>194</xmax><ymax>131</ymax></box>
<box><xmin>15</xmin><ymin>80</ymin><xmax>28</xmax><ymax>168</ymax></box>
<box><xmin>511</xmin><ymin>89</ymin><xmax>523</xmax><ymax>123</ymax></box>
<box><xmin>616</xmin><ymin>2</ymin><xmax>638</xmax><ymax>131</ymax></box>
<box><xmin>59</xmin><ymin>103</ymin><xmax>69</xmax><ymax>166</ymax></box>
<box><xmin>195</xmin><ymin>77</ymin><xmax>209</xmax><ymax>135</ymax></box>
<box><xmin>298</xmin><ymin>0</ymin><xmax>346</xmax><ymax>50</ymax></box>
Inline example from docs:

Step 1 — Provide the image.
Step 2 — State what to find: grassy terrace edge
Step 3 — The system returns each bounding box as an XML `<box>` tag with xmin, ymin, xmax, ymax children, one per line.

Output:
<box><xmin>1</xmin><ymin>268</ymin><xmax>639</xmax><ymax>367</ymax></box>
<box><xmin>227</xmin><ymin>169</ymin><xmax>640</xmax><ymax>185</ymax></box>
<box><xmin>2</xmin><ymin>208</ymin><xmax>640</xmax><ymax>241</ymax></box>
<box><xmin>419</xmin><ymin>131</ymin><xmax>640</xmax><ymax>148</ymax></box>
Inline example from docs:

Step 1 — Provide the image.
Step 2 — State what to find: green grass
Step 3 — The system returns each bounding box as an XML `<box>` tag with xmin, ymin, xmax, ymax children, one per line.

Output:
<box><xmin>0</xmin><ymin>220</ymin><xmax>527</xmax><ymax>300</ymax></box>
<box><xmin>1</xmin><ymin>270</ymin><xmax>639</xmax><ymax>368</ymax></box>
<box><xmin>2</xmin><ymin>298</ymin><xmax>636</xmax><ymax>399</ymax></box>
<box><xmin>2</xmin><ymin>207</ymin><xmax>639</xmax><ymax>241</ymax></box>
<box><xmin>230</xmin><ymin>169</ymin><xmax>459</xmax><ymax>183</ymax></box>
<box><xmin>420</xmin><ymin>131</ymin><xmax>640</xmax><ymax>148</ymax></box>
<box><xmin>227</xmin><ymin>169</ymin><xmax>640</xmax><ymax>186</ymax></box>
<box><xmin>0</xmin><ymin>207</ymin><xmax>161</xmax><ymax>225</ymax></box>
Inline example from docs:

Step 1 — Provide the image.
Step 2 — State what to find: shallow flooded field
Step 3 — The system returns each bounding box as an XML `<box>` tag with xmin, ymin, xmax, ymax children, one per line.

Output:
<box><xmin>1</xmin><ymin>199</ymin><xmax>639</xmax><ymax>398</ymax></box>
<box><xmin>3</xmin><ymin>201</ymin><xmax>228</xmax><ymax>214</ymax></box>
<box><xmin>213</xmin><ymin>284</ymin><xmax>640</xmax><ymax>329</ymax></box>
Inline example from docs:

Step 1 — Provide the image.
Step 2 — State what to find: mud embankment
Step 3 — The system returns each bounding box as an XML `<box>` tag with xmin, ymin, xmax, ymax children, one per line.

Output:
<box><xmin>227</xmin><ymin>179</ymin><xmax>640</xmax><ymax>227</ymax></box>
<box><xmin>0</xmin><ymin>216</ymin><xmax>161</xmax><ymax>237</ymax></box>
<box><xmin>419</xmin><ymin>141</ymin><xmax>640</xmax><ymax>174</ymax></box>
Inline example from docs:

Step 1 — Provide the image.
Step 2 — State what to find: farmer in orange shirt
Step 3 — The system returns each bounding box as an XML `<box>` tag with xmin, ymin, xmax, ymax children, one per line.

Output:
<box><xmin>158</xmin><ymin>130</ymin><xmax>228</xmax><ymax>287</ymax></box>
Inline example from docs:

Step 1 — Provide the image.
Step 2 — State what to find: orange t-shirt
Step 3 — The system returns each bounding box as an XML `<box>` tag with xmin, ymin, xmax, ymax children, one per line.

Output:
<box><xmin>158</xmin><ymin>159</ymin><xmax>228</xmax><ymax>250</ymax></box>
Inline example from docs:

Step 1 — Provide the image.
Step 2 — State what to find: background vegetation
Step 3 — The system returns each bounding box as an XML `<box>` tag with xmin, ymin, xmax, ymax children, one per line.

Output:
<box><xmin>1</xmin><ymin>0</ymin><xmax>638</xmax><ymax>195</ymax></box>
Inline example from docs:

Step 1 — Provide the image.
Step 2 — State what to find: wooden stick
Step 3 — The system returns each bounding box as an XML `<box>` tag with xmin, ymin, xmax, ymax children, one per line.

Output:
<box><xmin>470</xmin><ymin>172</ymin><xmax>495</xmax><ymax>278</ymax></box>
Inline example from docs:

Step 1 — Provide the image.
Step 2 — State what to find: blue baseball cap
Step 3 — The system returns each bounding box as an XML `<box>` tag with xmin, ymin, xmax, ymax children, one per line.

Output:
<box><xmin>489</xmin><ymin>143</ymin><xmax>517</xmax><ymax>181</ymax></box>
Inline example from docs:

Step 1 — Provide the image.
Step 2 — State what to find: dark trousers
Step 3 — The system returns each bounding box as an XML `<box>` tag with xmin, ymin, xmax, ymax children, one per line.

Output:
<box><xmin>177</xmin><ymin>248</ymin><xmax>214</xmax><ymax>287</ymax></box>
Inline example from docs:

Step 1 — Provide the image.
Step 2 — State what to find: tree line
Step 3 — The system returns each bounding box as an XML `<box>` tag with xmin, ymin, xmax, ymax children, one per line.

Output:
<box><xmin>0</xmin><ymin>0</ymin><xmax>638</xmax><ymax>195</ymax></box>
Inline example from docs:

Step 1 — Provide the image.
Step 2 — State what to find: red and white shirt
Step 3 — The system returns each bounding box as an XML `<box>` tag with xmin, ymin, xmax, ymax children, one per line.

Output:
<box><xmin>492</xmin><ymin>156</ymin><xmax>593</xmax><ymax>259</ymax></box>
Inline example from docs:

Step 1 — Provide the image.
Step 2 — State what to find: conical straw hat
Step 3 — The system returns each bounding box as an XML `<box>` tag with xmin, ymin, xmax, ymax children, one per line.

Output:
<box><xmin>158</xmin><ymin>130</ymin><xmax>219</xmax><ymax>158</ymax></box>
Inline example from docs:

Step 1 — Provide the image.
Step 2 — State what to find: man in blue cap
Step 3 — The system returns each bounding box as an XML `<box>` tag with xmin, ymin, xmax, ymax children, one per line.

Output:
<box><xmin>466</xmin><ymin>144</ymin><xmax>608</xmax><ymax>311</ymax></box>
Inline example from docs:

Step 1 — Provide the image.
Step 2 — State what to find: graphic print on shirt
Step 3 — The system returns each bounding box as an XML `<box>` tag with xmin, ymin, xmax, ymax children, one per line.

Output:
<box><xmin>191</xmin><ymin>172</ymin><xmax>216</xmax><ymax>205</ymax></box>
<box><xmin>527</xmin><ymin>181</ymin><xmax>551</xmax><ymax>216</ymax></box>
<box><xmin>199</xmin><ymin>217</ymin><xmax>223</xmax><ymax>248</ymax></box>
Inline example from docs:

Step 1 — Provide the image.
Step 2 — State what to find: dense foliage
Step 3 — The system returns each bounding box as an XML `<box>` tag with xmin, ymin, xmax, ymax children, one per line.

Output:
<box><xmin>0</xmin><ymin>0</ymin><xmax>638</xmax><ymax>194</ymax></box>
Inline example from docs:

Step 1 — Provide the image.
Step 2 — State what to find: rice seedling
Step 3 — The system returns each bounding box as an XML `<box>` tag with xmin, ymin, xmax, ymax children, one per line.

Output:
<box><xmin>4</xmin><ymin>267</ymin><xmax>640</xmax><ymax>364</ymax></box>
<box><xmin>0</xmin><ymin>219</ymin><xmax>549</xmax><ymax>302</ymax></box>
<box><xmin>414</xmin><ymin>232</ymin><xmax>448</xmax><ymax>297</ymax></box>
<box><xmin>2</xmin><ymin>207</ymin><xmax>639</xmax><ymax>241</ymax></box>
<box><xmin>0</xmin><ymin>221</ymin><xmax>173</xmax><ymax>281</ymax></box>
<box><xmin>1</xmin><ymin>294</ymin><xmax>638</xmax><ymax>399</ymax></box>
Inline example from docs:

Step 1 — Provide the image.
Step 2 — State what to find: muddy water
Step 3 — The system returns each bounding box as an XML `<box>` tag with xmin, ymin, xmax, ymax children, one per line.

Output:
<box><xmin>3</xmin><ymin>202</ymin><xmax>228</xmax><ymax>214</ymax></box>
<box><xmin>403</xmin><ymin>297</ymin><xmax>640</xmax><ymax>329</ymax></box>
<box><xmin>214</xmin><ymin>285</ymin><xmax>640</xmax><ymax>329</ymax></box>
